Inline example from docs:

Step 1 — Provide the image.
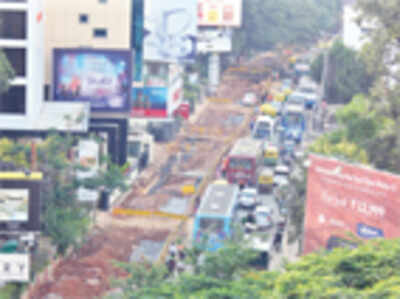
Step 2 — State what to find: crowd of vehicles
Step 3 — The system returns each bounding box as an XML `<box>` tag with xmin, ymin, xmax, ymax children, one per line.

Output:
<box><xmin>192</xmin><ymin>55</ymin><xmax>318</xmax><ymax>269</ymax></box>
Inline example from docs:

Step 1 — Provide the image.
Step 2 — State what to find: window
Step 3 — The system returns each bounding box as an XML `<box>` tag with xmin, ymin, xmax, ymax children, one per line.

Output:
<box><xmin>0</xmin><ymin>11</ymin><xmax>26</xmax><ymax>39</ymax></box>
<box><xmin>3</xmin><ymin>49</ymin><xmax>26</xmax><ymax>77</ymax></box>
<box><xmin>93</xmin><ymin>28</ymin><xmax>107</xmax><ymax>38</ymax></box>
<box><xmin>98</xmin><ymin>0</ymin><xmax>107</xmax><ymax>3</ymax></box>
<box><xmin>79</xmin><ymin>14</ymin><xmax>88</xmax><ymax>24</ymax></box>
<box><xmin>0</xmin><ymin>86</ymin><xmax>26</xmax><ymax>114</ymax></box>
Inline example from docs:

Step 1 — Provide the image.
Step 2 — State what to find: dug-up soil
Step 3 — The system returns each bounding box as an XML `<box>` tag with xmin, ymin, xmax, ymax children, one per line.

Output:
<box><xmin>30</xmin><ymin>227</ymin><xmax>170</xmax><ymax>299</ymax></box>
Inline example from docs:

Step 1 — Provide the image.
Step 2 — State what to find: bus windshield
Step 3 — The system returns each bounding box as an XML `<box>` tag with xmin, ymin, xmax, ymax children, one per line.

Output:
<box><xmin>228</xmin><ymin>158</ymin><xmax>253</xmax><ymax>171</ymax></box>
<box><xmin>254</xmin><ymin>128</ymin><xmax>270</xmax><ymax>139</ymax></box>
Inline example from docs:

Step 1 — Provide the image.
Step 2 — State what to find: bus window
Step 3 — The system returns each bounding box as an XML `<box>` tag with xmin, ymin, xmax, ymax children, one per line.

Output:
<box><xmin>229</xmin><ymin>158</ymin><xmax>253</xmax><ymax>171</ymax></box>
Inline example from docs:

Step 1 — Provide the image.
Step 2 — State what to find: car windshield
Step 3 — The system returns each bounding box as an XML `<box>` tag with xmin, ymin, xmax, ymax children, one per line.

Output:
<box><xmin>229</xmin><ymin>158</ymin><xmax>253</xmax><ymax>171</ymax></box>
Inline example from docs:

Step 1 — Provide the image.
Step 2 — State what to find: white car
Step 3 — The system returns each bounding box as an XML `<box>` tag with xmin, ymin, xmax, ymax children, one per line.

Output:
<box><xmin>241</xmin><ymin>92</ymin><xmax>258</xmax><ymax>106</ymax></box>
<box><xmin>239</xmin><ymin>188</ymin><xmax>259</xmax><ymax>208</ymax></box>
<box><xmin>254</xmin><ymin>206</ymin><xmax>274</xmax><ymax>229</ymax></box>
<box><xmin>274</xmin><ymin>165</ymin><xmax>290</xmax><ymax>187</ymax></box>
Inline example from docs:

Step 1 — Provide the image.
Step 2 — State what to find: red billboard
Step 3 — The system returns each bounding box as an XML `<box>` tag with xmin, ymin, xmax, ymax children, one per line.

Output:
<box><xmin>304</xmin><ymin>155</ymin><xmax>400</xmax><ymax>254</ymax></box>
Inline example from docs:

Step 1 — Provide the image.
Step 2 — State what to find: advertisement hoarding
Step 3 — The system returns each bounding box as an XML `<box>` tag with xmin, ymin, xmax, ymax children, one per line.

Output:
<box><xmin>144</xmin><ymin>0</ymin><xmax>197</xmax><ymax>63</ymax></box>
<box><xmin>131</xmin><ymin>87</ymin><xmax>168</xmax><ymax>118</ymax></box>
<box><xmin>0</xmin><ymin>254</ymin><xmax>30</xmax><ymax>282</ymax></box>
<box><xmin>304</xmin><ymin>155</ymin><xmax>400</xmax><ymax>254</ymax></box>
<box><xmin>0</xmin><ymin>176</ymin><xmax>41</xmax><ymax>232</ymax></box>
<box><xmin>0</xmin><ymin>189</ymin><xmax>29</xmax><ymax>222</ymax></box>
<box><xmin>197</xmin><ymin>29</ymin><xmax>232</xmax><ymax>53</ymax></box>
<box><xmin>53</xmin><ymin>49</ymin><xmax>132</xmax><ymax>112</ymax></box>
<box><xmin>198</xmin><ymin>0</ymin><xmax>242</xmax><ymax>27</ymax></box>
<box><xmin>76</xmin><ymin>140</ymin><xmax>100</xmax><ymax>202</ymax></box>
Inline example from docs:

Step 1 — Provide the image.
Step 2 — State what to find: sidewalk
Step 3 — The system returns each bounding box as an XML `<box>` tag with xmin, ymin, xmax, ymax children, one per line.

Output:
<box><xmin>268</xmin><ymin>225</ymin><xmax>300</xmax><ymax>271</ymax></box>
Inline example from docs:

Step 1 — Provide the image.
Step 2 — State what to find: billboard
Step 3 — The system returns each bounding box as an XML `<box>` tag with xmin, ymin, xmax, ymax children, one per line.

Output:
<box><xmin>0</xmin><ymin>254</ymin><xmax>30</xmax><ymax>282</ymax></box>
<box><xmin>304</xmin><ymin>155</ymin><xmax>400</xmax><ymax>254</ymax></box>
<box><xmin>131</xmin><ymin>87</ymin><xmax>168</xmax><ymax>118</ymax></box>
<box><xmin>197</xmin><ymin>29</ymin><xmax>232</xmax><ymax>53</ymax></box>
<box><xmin>0</xmin><ymin>189</ymin><xmax>29</xmax><ymax>221</ymax></box>
<box><xmin>76</xmin><ymin>140</ymin><xmax>100</xmax><ymax>202</ymax></box>
<box><xmin>0</xmin><ymin>174</ymin><xmax>42</xmax><ymax>232</ymax></box>
<box><xmin>144</xmin><ymin>0</ymin><xmax>197</xmax><ymax>63</ymax></box>
<box><xmin>198</xmin><ymin>0</ymin><xmax>242</xmax><ymax>27</ymax></box>
<box><xmin>53</xmin><ymin>49</ymin><xmax>132</xmax><ymax>112</ymax></box>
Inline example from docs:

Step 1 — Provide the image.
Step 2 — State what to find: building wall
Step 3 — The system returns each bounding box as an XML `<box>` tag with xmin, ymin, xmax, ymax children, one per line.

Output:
<box><xmin>0</xmin><ymin>0</ymin><xmax>44</xmax><ymax>129</ymax></box>
<box><xmin>44</xmin><ymin>0</ymin><xmax>132</xmax><ymax>86</ymax></box>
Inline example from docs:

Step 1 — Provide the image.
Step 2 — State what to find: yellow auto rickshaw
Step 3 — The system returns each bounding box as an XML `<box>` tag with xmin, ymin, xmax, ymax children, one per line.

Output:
<box><xmin>274</xmin><ymin>92</ymin><xmax>285</xmax><ymax>102</ymax></box>
<box><xmin>263</xmin><ymin>144</ymin><xmax>279</xmax><ymax>166</ymax></box>
<box><xmin>260</xmin><ymin>103</ymin><xmax>277</xmax><ymax>117</ymax></box>
<box><xmin>257</xmin><ymin>168</ymin><xmax>274</xmax><ymax>193</ymax></box>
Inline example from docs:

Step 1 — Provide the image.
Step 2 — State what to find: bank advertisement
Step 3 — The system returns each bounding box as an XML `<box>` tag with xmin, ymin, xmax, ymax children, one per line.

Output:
<box><xmin>304</xmin><ymin>155</ymin><xmax>400</xmax><ymax>254</ymax></box>
<box><xmin>144</xmin><ymin>0</ymin><xmax>197</xmax><ymax>63</ymax></box>
<box><xmin>198</xmin><ymin>0</ymin><xmax>242</xmax><ymax>27</ymax></box>
<box><xmin>0</xmin><ymin>189</ymin><xmax>29</xmax><ymax>222</ymax></box>
<box><xmin>131</xmin><ymin>87</ymin><xmax>168</xmax><ymax>118</ymax></box>
<box><xmin>53</xmin><ymin>49</ymin><xmax>132</xmax><ymax>112</ymax></box>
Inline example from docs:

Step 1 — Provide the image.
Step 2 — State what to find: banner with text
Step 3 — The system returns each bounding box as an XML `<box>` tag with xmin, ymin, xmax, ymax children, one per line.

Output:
<box><xmin>304</xmin><ymin>155</ymin><xmax>400</xmax><ymax>254</ymax></box>
<box><xmin>198</xmin><ymin>0</ymin><xmax>242</xmax><ymax>27</ymax></box>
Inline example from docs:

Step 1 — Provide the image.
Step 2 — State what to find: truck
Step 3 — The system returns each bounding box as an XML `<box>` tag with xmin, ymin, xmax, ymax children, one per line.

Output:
<box><xmin>193</xmin><ymin>183</ymin><xmax>240</xmax><ymax>251</ymax></box>
<box><xmin>222</xmin><ymin>137</ymin><xmax>263</xmax><ymax>188</ymax></box>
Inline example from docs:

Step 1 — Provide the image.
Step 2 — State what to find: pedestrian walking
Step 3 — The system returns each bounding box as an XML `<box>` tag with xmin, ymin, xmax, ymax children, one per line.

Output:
<box><xmin>169</xmin><ymin>242</ymin><xmax>177</xmax><ymax>258</ymax></box>
<box><xmin>274</xmin><ymin>233</ymin><xmax>282</xmax><ymax>252</ymax></box>
<box><xmin>166</xmin><ymin>257</ymin><xmax>176</xmax><ymax>275</ymax></box>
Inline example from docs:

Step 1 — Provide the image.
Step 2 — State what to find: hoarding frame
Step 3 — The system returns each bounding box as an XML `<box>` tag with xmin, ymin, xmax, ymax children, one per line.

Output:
<box><xmin>53</xmin><ymin>48</ymin><xmax>132</xmax><ymax>113</ymax></box>
<box><xmin>304</xmin><ymin>154</ymin><xmax>400</xmax><ymax>254</ymax></box>
<box><xmin>0</xmin><ymin>175</ymin><xmax>42</xmax><ymax>233</ymax></box>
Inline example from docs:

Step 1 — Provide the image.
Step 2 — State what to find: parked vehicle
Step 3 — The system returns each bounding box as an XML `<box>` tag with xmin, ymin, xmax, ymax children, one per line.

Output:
<box><xmin>238</xmin><ymin>188</ymin><xmax>259</xmax><ymax>208</ymax></box>
<box><xmin>193</xmin><ymin>183</ymin><xmax>240</xmax><ymax>251</ymax></box>
<box><xmin>257</xmin><ymin>168</ymin><xmax>274</xmax><ymax>194</ymax></box>
<box><xmin>222</xmin><ymin>137</ymin><xmax>263</xmax><ymax>187</ymax></box>
<box><xmin>242</xmin><ymin>92</ymin><xmax>258</xmax><ymax>106</ymax></box>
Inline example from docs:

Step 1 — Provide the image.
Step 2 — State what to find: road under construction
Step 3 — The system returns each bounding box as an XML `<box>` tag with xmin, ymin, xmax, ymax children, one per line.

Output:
<box><xmin>28</xmin><ymin>53</ymin><xmax>288</xmax><ymax>299</ymax></box>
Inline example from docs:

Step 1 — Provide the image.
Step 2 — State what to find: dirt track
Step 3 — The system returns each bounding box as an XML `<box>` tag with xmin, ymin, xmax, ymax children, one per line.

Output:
<box><xmin>29</xmin><ymin>54</ymin><xmax>278</xmax><ymax>299</ymax></box>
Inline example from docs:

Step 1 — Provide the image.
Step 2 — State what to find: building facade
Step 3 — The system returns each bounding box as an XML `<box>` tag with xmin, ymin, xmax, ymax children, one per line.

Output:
<box><xmin>44</xmin><ymin>0</ymin><xmax>132</xmax><ymax>86</ymax></box>
<box><xmin>0</xmin><ymin>0</ymin><xmax>44</xmax><ymax>129</ymax></box>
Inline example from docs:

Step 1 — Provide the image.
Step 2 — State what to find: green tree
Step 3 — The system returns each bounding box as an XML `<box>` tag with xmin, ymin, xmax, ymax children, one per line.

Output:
<box><xmin>311</xmin><ymin>41</ymin><xmax>374</xmax><ymax>103</ymax></box>
<box><xmin>355</xmin><ymin>0</ymin><xmax>400</xmax><ymax>173</ymax></box>
<box><xmin>110</xmin><ymin>238</ymin><xmax>400</xmax><ymax>298</ymax></box>
<box><xmin>232</xmin><ymin>0</ymin><xmax>342</xmax><ymax>58</ymax></box>
<box><xmin>0</xmin><ymin>50</ymin><xmax>15</xmax><ymax>94</ymax></box>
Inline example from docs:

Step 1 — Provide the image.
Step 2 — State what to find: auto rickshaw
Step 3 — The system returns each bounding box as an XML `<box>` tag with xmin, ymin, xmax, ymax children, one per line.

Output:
<box><xmin>257</xmin><ymin>168</ymin><xmax>274</xmax><ymax>194</ymax></box>
<box><xmin>260</xmin><ymin>103</ymin><xmax>277</xmax><ymax>117</ymax></box>
<box><xmin>263</xmin><ymin>144</ymin><xmax>279</xmax><ymax>166</ymax></box>
<box><xmin>274</xmin><ymin>92</ymin><xmax>286</xmax><ymax>102</ymax></box>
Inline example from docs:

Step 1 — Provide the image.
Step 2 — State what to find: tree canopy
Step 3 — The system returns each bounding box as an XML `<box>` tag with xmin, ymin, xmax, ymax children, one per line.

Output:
<box><xmin>109</xmin><ymin>238</ymin><xmax>400</xmax><ymax>299</ymax></box>
<box><xmin>232</xmin><ymin>0</ymin><xmax>342</xmax><ymax>57</ymax></box>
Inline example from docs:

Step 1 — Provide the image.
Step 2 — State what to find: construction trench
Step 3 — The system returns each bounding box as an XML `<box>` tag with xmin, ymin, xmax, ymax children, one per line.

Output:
<box><xmin>28</xmin><ymin>54</ymin><xmax>284</xmax><ymax>299</ymax></box>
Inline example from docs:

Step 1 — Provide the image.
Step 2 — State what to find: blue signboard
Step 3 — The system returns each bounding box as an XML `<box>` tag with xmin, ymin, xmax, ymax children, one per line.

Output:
<box><xmin>357</xmin><ymin>223</ymin><xmax>384</xmax><ymax>239</ymax></box>
<box><xmin>131</xmin><ymin>87</ymin><xmax>168</xmax><ymax>118</ymax></box>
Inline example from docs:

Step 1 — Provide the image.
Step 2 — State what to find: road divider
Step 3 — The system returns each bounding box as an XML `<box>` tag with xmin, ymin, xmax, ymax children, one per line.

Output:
<box><xmin>112</xmin><ymin>208</ymin><xmax>189</xmax><ymax>220</ymax></box>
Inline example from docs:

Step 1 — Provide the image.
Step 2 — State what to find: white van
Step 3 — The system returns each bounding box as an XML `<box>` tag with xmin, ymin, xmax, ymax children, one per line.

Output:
<box><xmin>252</xmin><ymin>115</ymin><xmax>277</xmax><ymax>142</ymax></box>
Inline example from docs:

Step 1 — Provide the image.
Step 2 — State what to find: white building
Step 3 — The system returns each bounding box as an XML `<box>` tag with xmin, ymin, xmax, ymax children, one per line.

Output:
<box><xmin>342</xmin><ymin>0</ymin><xmax>371</xmax><ymax>51</ymax></box>
<box><xmin>0</xmin><ymin>0</ymin><xmax>89</xmax><ymax>132</ymax></box>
